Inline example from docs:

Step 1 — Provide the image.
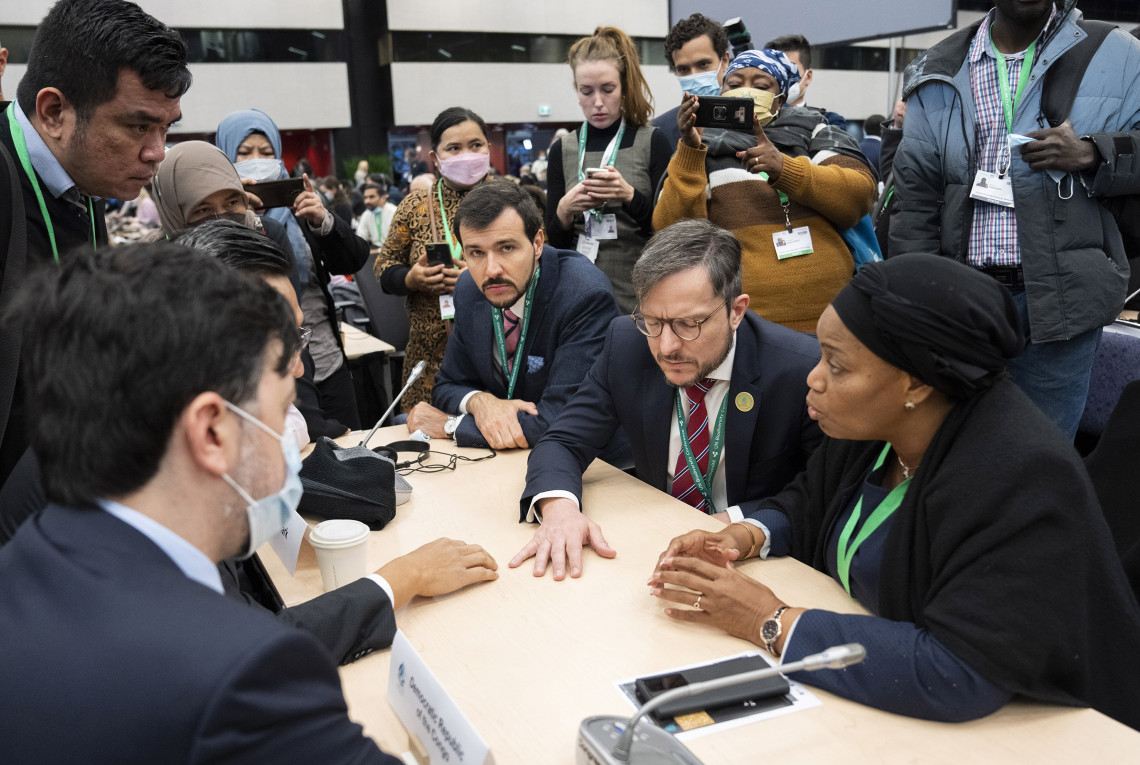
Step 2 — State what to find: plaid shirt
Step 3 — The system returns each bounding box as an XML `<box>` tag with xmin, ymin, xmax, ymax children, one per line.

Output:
<box><xmin>967</xmin><ymin>6</ymin><xmax>1057</xmax><ymax>268</ymax></box>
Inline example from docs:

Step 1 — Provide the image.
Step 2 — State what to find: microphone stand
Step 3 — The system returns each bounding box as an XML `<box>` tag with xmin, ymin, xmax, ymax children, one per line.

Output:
<box><xmin>359</xmin><ymin>359</ymin><xmax>426</xmax><ymax>448</ymax></box>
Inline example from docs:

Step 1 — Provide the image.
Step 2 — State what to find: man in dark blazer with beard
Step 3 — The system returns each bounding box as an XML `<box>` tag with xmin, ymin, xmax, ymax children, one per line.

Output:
<box><xmin>510</xmin><ymin>220</ymin><xmax>822</xmax><ymax>580</ymax></box>
<box><xmin>407</xmin><ymin>181</ymin><xmax>625</xmax><ymax>457</ymax></box>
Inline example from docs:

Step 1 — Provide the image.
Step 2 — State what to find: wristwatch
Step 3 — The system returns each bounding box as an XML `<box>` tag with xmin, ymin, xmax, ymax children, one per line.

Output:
<box><xmin>761</xmin><ymin>605</ymin><xmax>790</xmax><ymax>657</ymax></box>
<box><xmin>443</xmin><ymin>415</ymin><xmax>460</xmax><ymax>437</ymax></box>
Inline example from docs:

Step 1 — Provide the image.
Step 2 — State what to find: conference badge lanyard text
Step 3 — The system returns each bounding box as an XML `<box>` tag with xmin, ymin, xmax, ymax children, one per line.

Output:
<box><xmin>835</xmin><ymin>442</ymin><xmax>911</xmax><ymax>598</ymax></box>
<box><xmin>492</xmin><ymin>266</ymin><xmax>540</xmax><ymax>400</ymax></box>
<box><xmin>576</xmin><ymin>119</ymin><xmax>624</xmax><ymax>263</ymax></box>
<box><xmin>7</xmin><ymin>107</ymin><xmax>97</xmax><ymax>262</ymax></box>
<box><xmin>436</xmin><ymin>181</ymin><xmax>464</xmax><ymax>320</ymax></box>
<box><xmin>970</xmin><ymin>37</ymin><xmax>1037</xmax><ymax>209</ymax></box>
<box><xmin>674</xmin><ymin>389</ymin><xmax>729</xmax><ymax>514</ymax></box>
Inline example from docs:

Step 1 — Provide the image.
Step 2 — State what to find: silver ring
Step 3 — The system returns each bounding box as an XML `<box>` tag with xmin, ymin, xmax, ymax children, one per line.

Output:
<box><xmin>694</xmin><ymin>595</ymin><xmax>702</xmax><ymax>610</ymax></box>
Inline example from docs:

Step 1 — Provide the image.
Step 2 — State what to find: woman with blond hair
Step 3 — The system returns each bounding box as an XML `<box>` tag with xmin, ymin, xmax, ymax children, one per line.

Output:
<box><xmin>545</xmin><ymin>26</ymin><xmax>672</xmax><ymax>312</ymax></box>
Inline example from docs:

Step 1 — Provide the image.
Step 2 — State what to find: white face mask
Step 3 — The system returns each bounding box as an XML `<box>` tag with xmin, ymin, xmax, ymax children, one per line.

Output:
<box><xmin>234</xmin><ymin>158</ymin><xmax>285</xmax><ymax>183</ymax></box>
<box><xmin>221</xmin><ymin>401</ymin><xmax>304</xmax><ymax>559</ymax></box>
<box><xmin>786</xmin><ymin>81</ymin><xmax>804</xmax><ymax>106</ymax></box>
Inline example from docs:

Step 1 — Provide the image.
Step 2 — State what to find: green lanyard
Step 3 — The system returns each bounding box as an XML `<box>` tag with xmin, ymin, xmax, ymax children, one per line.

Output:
<box><xmin>435</xmin><ymin>181</ymin><xmax>463</xmax><ymax>261</ymax></box>
<box><xmin>7</xmin><ymin>106</ymin><xmax>96</xmax><ymax>263</ymax></box>
<box><xmin>991</xmin><ymin>36</ymin><xmax>1037</xmax><ymax>135</ymax></box>
<box><xmin>673</xmin><ymin>388</ymin><xmax>729</xmax><ymax>513</ymax></box>
<box><xmin>835</xmin><ymin>443</ymin><xmax>911</xmax><ymax>598</ymax></box>
<box><xmin>758</xmin><ymin>171</ymin><xmax>793</xmax><ymax>232</ymax></box>
<box><xmin>491</xmin><ymin>266</ymin><xmax>540</xmax><ymax>399</ymax></box>
<box><xmin>577</xmin><ymin>119</ymin><xmax>625</xmax><ymax>223</ymax></box>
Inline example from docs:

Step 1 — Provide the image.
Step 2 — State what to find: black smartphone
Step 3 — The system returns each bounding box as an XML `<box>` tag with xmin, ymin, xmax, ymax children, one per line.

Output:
<box><xmin>242</xmin><ymin>178</ymin><xmax>304</xmax><ymax>209</ymax></box>
<box><xmin>693</xmin><ymin>96</ymin><xmax>755</xmax><ymax>132</ymax></box>
<box><xmin>424</xmin><ymin>242</ymin><xmax>456</xmax><ymax>268</ymax></box>
<box><xmin>633</xmin><ymin>655</ymin><xmax>790</xmax><ymax>722</ymax></box>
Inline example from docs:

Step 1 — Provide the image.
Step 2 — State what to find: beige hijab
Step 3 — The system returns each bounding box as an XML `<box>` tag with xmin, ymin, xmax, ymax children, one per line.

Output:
<box><xmin>153</xmin><ymin>141</ymin><xmax>249</xmax><ymax>235</ymax></box>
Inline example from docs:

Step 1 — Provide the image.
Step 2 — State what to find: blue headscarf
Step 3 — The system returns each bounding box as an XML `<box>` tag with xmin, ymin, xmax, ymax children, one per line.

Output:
<box><xmin>724</xmin><ymin>49</ymin><xmax>801</xmax><ymax>97</ymax></box>
<box><xmin>215</xmin><ymin>109</ymin><xmax>285</xmax><ymax>170</ymax></box>
<box><xmin>214</xmin><ymin>109</ymin><xmax>312</xmax><ymax>296</ymax></box>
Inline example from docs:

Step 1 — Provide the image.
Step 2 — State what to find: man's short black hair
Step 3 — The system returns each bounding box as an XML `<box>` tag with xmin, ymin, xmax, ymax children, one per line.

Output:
<box><xmin>17</xmin><ymin>0</ymin><xmax>191</xmax><ymax>122</ymax></box>
<box><xmin>863</xmin><ymin>115</ymin><xmax>886</xmax><ymax>137</ymax></box>
<box><xmin>453</xmin><ymin>180</ymin><xmax>543</xmax><ymax>244</ymax></box>
<box><xmin>7</xmin><ymin>243</ymin><xmax>299</xmax><ymax>506</ymax></box>
<box><xmin>175</xmin><ymin>219</ymin><xmax>294</xmax><ymax>280</ymax></box>
<box><xmin>362</xmin><ymin>183</ymin><xmax>385</xmax><ymax>196</ymax></box>
<box><xmin>765</xmin><ymin>34</ymin><xmax>813</xmax><ymax>70</ymax></box>
<box><xmin>664</xmin><ymin>13</ymin><xmax>728</xmax><ymax>72</ymax></box>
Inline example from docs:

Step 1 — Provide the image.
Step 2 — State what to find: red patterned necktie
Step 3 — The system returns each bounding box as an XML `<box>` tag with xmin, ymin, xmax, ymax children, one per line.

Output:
<box><xmin>503</xmin><ymin>309</ymin><xmax>521</xmax><ymax>372</ymax></box>
<box><xmin>671</xmin><ymin>378</ymin><xmax>715</xmax><ymax>514</ymax></box>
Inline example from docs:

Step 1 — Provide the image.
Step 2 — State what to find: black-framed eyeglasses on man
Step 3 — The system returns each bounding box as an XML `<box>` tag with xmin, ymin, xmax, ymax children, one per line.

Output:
<box><xmin>298</xmin><ymin>326</ymin><xmax>313</xmax><ymax>351</ymax></box>
<box><xmin>631</xmin><ymin>298</ymin><xmax>730</xmax><ymax>341</ymax></box>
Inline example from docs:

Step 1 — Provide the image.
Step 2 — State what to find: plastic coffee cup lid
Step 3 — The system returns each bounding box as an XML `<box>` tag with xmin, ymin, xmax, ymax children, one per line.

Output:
<box><xmin>309</xmin><ymin>519</ymin><xmax>370</xmax><ymax>549</ymax></box>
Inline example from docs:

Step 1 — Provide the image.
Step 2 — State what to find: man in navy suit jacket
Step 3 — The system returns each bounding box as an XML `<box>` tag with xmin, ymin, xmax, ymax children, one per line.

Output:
<box><xmin>407</xmin><ymin>181</ymin><xmax>623</xmax><ymax>453</ymax></box>
<box><xmin>510</xmin><ymin>220</ymin><xmax>822</xmax><ymax>580</ymax></box>
<box><xmin>0</xmin><ymin>245</ymin><xmax>495</xmax><ymax>762</ymax></box>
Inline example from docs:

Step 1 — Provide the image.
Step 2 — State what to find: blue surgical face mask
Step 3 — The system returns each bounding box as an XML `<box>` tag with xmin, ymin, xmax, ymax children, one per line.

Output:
<box><xmin>678</xmin><ymin>65</ymin><xmax>722</xmax><ymax>97</ymax></box>
<box><xmin>221</xmin><ymin>400</ymin><xmax>304</xmax><ymax>559</ymax></box>
<box><xmin>234</xmin><ymin>158</ymin><xmax>285</xmax><ymax>183</ymax></box>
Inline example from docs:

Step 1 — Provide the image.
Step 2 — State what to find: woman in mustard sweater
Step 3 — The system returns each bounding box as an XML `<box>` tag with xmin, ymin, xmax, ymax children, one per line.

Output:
<box><xmin>653</xmin><ymin>49</ymin><xmax>875</xmax><ymax>334</ymax></box>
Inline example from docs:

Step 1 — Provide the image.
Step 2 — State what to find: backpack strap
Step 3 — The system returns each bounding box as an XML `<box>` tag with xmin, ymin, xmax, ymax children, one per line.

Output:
<box><xmin>1041</xmin><ymin>20</ymin><xmax>1117</xmax><ymax>127</ymax></box>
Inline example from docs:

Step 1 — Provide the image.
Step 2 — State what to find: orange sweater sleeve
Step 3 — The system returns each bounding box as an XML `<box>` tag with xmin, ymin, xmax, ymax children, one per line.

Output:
<box><xmin>652</xmin><ymin>141</ymin><xmax>710</xmax><ymax>231</ymax></box>
<box><xmin>775</xmin><ymin>155</ymin><xmax>876</xmax><ymax>231</ymax></box>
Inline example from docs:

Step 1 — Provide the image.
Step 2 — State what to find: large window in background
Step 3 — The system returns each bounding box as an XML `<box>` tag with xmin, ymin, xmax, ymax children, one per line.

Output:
<box><xmin>389</xmin><ymin>31</ymin><xmax>667</xmax><ymax>66</ymax></box>
<box><xmin>0</xmin><ymin>27</ymin><xmax>345</xmax><ymax>64</ymax></box>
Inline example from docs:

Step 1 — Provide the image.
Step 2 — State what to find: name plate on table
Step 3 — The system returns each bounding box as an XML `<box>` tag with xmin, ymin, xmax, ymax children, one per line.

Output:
<box><xmin>388</xmin><ymin>630</ymin><xmax>494</xmax><ymax>765</ymax></box>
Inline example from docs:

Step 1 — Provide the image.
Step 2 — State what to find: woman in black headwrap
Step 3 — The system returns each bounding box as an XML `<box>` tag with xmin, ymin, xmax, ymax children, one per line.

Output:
<box><xmin>649</xmin><ymin>254</ymin><xmax>1140</xmax><ymax>729</ymax></box>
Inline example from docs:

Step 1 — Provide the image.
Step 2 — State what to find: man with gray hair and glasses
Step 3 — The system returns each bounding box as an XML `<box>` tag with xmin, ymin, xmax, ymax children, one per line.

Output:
<box><xmin>510</xmin><ymin>219</ymin><xmax>822</xmax><ymax>580</ymax></box>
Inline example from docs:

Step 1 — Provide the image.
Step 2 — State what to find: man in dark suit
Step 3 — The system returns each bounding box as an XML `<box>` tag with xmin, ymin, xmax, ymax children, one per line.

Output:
<box><xmin>0</xmin><ymin>0</ymin><xmax>191</xmax><ymax>487</ymax></box>
<box><xmin>0</xmin><ymin>220</ymin><xmax>497</xmax><ymax>668</ymax></box>
<box><xmin>510</xmin><ymin>219</ymin><xmax>822</xmax><ymax>580</ymax></box>
<box><xmin>407</xmin><ymin>181</ymin><xmax>623</xmax><ymax>452</ymax></box>
<box><xmin>0</xmin><ymin>244</ymin><xmax>495</xmax><ymax>762</ymax></box>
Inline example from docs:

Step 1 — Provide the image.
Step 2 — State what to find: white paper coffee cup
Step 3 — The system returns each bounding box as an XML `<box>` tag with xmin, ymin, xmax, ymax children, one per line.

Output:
<box><xmin>308</xmin><ymin>519</ymin><xmax>370</xmax><ymax>592</ymax></box>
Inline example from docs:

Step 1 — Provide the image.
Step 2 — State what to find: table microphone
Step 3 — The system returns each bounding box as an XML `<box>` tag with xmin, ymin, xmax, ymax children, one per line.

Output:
<box><xmin>576</xmin><ymin>644</ymin><xmax>866</xmax><ymax>765</ymax></box>
<box><xmin>359</xmin><ymin>359</ymin><xmax>427</xmax><ymax>448</ymax></box>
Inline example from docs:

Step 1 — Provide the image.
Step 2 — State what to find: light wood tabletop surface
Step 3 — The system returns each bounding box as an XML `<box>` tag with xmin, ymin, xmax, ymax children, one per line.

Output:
<box><xmin>262</xmin><ymin>427</ymin><xmax>1140</xmax><ymax>764</ymax></box>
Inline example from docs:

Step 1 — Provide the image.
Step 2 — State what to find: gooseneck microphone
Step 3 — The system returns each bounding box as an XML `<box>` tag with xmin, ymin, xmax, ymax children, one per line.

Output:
<box><xmin>577</xmin><ymin>644</ymin><xmax>866</xmax><ymax>765</ymax></box>
<box><xmin>359</xmin><ymin>359</ymin><xmax>427</xmax><ymax>447</ymax></box>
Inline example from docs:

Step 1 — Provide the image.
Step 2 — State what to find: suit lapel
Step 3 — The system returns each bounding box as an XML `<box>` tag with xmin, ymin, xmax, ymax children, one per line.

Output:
<box><xmin>641</xmin><ymin>365</ymin><xmax>674</xmax><ymax>490</ymax></box>
<box><xmin>513</xmin><ymin>246</ymin><xmax>557</xmax><ymax>397</ymax></box>
<box><xmin>725</xmin><ymin>318</ymin><xmax>764</xmax><ymax>503</ymax></box>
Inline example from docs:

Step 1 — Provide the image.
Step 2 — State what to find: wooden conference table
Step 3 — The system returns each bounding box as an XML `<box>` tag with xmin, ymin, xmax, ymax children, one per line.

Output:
<box><xmin>261</xmin><ymin>427</ymin><xmax>1140</xmax><ymax>764</ymax></box>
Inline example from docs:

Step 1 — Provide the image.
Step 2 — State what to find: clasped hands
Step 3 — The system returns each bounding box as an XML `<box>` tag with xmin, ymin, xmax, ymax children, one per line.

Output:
<box><xmin>647</xmin><ymin>526</ymin><xmax>790</xmax><ymax>647</ymax></box>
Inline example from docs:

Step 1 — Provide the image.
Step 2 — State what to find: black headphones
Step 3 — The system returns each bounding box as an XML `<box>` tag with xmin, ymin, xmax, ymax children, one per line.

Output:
<box><xmin>372</xmin><ymin>440</ymin><xmax>430</xmax><ymax>469</ymax></box>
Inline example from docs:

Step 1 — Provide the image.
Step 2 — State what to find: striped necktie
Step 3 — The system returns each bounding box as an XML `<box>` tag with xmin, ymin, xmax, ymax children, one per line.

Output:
<box><xmin>503</xmin><ymin>309</ymin><xmax>521</xmax><ymax>372</ymax></box>
<box><xmin>671</xmin><ymin>378</ymin><xmax>715</xmax><ymax>514</ymax></box>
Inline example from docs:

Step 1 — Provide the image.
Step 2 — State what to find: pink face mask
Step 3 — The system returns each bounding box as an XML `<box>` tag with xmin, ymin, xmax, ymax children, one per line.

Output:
<box><xmin>439</xmin><ymin>152</ymin><xmax>490</xmax><ymax>187</ymax></box>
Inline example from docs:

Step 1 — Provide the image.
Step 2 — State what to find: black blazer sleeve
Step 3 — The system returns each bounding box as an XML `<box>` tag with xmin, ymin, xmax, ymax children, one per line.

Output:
<box><xmin>275</xmin><ymin>578</ymin><xmax>397</xmax><ymax>665</ymax></box>
<box><xmin>304</xmin><ymin>212</ymin><xmax>371</xmax><ymax>277</ymax></box>
<box><xmin>190</xmin><ymin>629</ymin><xmax>400</xmax><ymax>764</ymax></box>
<box><xmin>519</xmin><ymin>319</ymin><xmax>624</xmax><ymax>521</ymax></box>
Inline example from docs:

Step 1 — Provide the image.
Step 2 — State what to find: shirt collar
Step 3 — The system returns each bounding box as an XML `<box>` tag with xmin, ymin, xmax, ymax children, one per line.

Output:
<box><xmin>12</xmin><ymin>100</ymin><xmax>81</xmax><ymax>200</ymax></box>
<box><xmin>99</xmin><ymin>499</ymin><xmax>224</xmax><ymax>594</ymax></box>
<box><xmin>973</xmin><ymin>5</ymin><xmax>1059</xmax><ymax>64</ymax></box>
<box><xmin>707</xmin><ymin>331</ymin><xmax>737</xmax><ymax>383</ymax></box>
